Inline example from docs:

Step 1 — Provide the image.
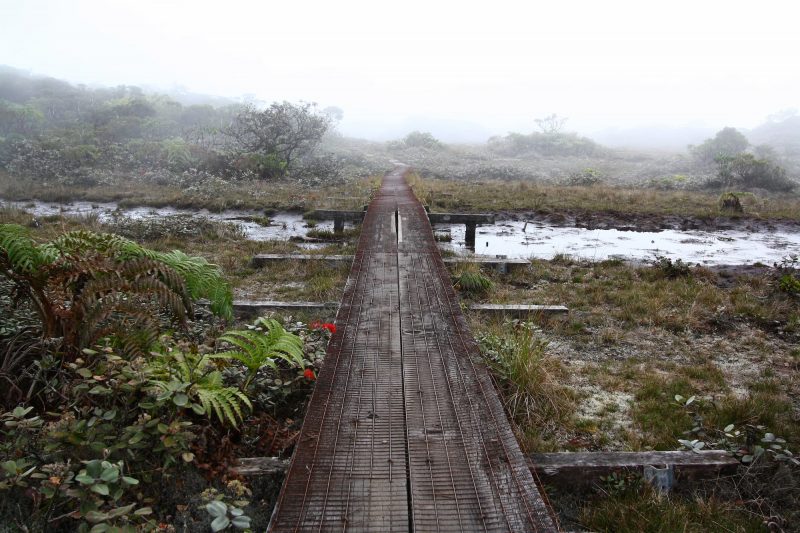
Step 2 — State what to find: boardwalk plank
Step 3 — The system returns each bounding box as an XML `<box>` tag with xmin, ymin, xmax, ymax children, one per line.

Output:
<box><xmin>269</xmin><ymin>168</ymin><xmax>556</xmax><ymax>532</ymax></box>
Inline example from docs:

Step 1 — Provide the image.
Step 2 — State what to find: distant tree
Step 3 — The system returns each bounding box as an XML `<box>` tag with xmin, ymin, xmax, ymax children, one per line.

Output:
<box><xmin>402</xmin><ymin>131</ymin><xmax>442</xmax><ymax>149</ymax></box>
<box><xmin>488</xmin><ymin>130</ymin><xmax>598</xmax><ymax>157</ymax></box>
<box><xmin>690</xmin><ymin>127</ymin><xmax>749</xmax><ymax>165</ymax></box>
<box><xmin>535</xmin><ymin>113</ymin><xmax>567</xmax><ymax>135</ymax></box>
<box><xmin>227</xmin><ymin>101</ymin><xmax>330</xmax><ymax>179</ymax></box>
<box><xmin>0</xmin><ymin>100</ymin><xmax>43</xmax><ymax>135</ymax></box>
<box><xmin>752</xmin><ymin>143</ymin><xmax>778</xmax><ymax>161</ymax></box>
<box><xmin>322</xmin><ymin>106</ymin><xmax>344</xmax><ymax>123</ymax></box>
<box><xmin>767</xmin><ymin>108</ymin><xmax>798</xmax><ymax>123</ymax></box>
<box><xmin>715</xmin><ymin>152</ymin><xmax>794</xmax><ymax>192</ymax></box>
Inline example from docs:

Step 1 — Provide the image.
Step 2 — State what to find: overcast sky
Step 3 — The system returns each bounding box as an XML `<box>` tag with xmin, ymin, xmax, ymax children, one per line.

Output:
<box><xmin>1</xmin><ymin>0</ymin><xmax>798</xmax><ymax>142</ymax></box>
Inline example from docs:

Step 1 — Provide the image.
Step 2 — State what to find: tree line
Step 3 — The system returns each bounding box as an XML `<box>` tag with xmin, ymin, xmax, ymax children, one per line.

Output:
<box><xmin>0</xmin><ymin>66</ymin><xmax>333</xmax><ymax>185</ymax></box>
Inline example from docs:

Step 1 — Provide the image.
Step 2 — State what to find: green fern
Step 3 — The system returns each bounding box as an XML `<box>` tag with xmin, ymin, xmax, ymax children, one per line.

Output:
<box><xmin>148</xmin><ymin>350</ymin><xmax>251</xmax><ymax>427</ymax></box>
<box><xmin>0</xmin><ymin>224</ymin><xmax>233</xmax><ymax>356</ymax></box>
<box><xmin>213</xmin><ymin>318</ymin><xmax>305</xmax><ymax>391</ymax></box>
<box><xmin>0</xmin><ymin>224</ymin><xmax>47</xmax><ymax>275</ymax></box>
<box><xmin>149</xmin><ymin>250</ymin><xmax>233</xmax><ymax>320</ymax></box>
<box><xmin>41</xmin><ymin>229</ymin><xmax>232</xmax><ymax>319</ymax></box>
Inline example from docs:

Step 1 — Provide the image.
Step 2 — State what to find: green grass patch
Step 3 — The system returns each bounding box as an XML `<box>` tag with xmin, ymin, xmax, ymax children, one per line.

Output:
<box><xmin>579</xmin><ymin>490</ymin><xmax>764</xmax><ymax>532</ymax></box>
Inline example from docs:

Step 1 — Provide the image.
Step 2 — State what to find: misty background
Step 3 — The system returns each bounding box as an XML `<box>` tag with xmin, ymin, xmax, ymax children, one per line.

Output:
<box><xmin>1</xmin><ymin>0</ymin><xmax>798</xmax><ymax>148</ymax></box>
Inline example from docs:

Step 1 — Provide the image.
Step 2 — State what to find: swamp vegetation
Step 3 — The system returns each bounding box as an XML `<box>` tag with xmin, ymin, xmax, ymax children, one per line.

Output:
<box><xmin>1</xmin><ymin>67</ymin><xmax>800</xmax><ymax>532</ymax></box>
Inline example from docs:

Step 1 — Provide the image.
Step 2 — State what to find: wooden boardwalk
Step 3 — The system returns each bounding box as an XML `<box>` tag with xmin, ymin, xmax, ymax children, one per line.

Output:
<box><xmin>269</xmin><ymin>168</ymin><xmax>557</xmax><ymax>532</ymax></box>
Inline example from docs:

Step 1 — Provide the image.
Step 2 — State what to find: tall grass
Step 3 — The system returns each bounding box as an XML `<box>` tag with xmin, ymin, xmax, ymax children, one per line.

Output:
<box><xmin>478</xmin><ymin>322</ymin><xmax>575</xmax><ymax>447</ymax></box>
<box><xmin>453</xmin><ymin>263</ymin><xmax>494</xmax><ymax>298</ymax></box>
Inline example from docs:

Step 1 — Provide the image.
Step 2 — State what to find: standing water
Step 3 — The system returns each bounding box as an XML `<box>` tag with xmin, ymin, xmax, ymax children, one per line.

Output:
<box><xmin>435</xmin><ymin>220</ymin><xmax>800</xmax><ymax>266</ymax></box>
<box><xmin>0</xmin><ymin>200</ymin><xmax>341</xmax><ymax>242</ymax></box>
<box><xmin>3</xmin><ymin>200</ymin><xmax>797</xmax><ymax>265</ymax></box>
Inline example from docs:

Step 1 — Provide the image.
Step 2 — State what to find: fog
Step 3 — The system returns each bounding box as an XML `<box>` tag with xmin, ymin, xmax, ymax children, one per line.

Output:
<box><xmin>1</xmin><ymin>0</ymin><xmax>798</xmax><ymax>146</ymax></box>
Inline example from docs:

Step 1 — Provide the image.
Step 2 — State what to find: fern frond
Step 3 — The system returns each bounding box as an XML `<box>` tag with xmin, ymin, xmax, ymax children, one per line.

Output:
<box><xmin>42</xmin><ymin>231</ymin><xmax>231</xmax><ymax>319</ymax></box>
<box><xmin>43</xmin><ymin>230</ymin><xmax>143</xmax><ymax>258</ymax></box>
<box><xmin>195</xmin><ymin>386</ymin><xmax>250</xmax><ymax>427</ymax></box>
<box><xmin>149</xmin><ymin>250</ymin><xmax>232</xmax><ymax>320</ymax></box>
<box><xmin>0</xmin><ymin>224</ymin><xmax>47</xmax><ymax>275</ymax></box>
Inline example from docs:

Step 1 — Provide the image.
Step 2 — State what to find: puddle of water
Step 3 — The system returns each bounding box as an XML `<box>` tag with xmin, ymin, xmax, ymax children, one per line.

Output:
<box><xmin>0</xmin><ymin>200</ymin><xmax>351</xmax><ymax>243</ymax></box>
<box><xmin>435</xmin><ymin>220</ymin><xmax>800</xmax><ymax>266</ymax></box>
<box><xmin>5</xmin><ymin>199</ymin><xmax>797</xmax><ymax>265</ymax></box>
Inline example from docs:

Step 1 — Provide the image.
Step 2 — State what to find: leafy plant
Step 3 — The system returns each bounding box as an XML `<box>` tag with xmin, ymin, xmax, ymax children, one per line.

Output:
<box><xmin>45</xmin><ymin>459</ymin><xmax>154</xmax><ymax>531</ymax></box>
<box><xmin>776</xmin><ymin>254</ymin><xmax>800</xmax><ymax>296</ymax></box>
<box><xmin>714</xmin><ymin>152</ymin><xmax>794</xmax><ymax>192</ymax></box>
<box><xmin>149</xmin><ymin>347</ymin><xmax>251</xmax><ymax>427</ymax></box>
<box><xmin>1</xmin><ymin>457</ymin><xmax>37</xmax><ymax>490</ymax></box>
<box><xmin>677</xmin><ymin>397</ymin><xmax>799</xmax><ymax>466</ymax></box>
<box><xmin>202</xmin><ymin>481</ymin><xmax>253</xmax><ymax>531</ymax></box>
<box><xmin>0</xmin><ymin>225</ymin><xmax>232</xmax><ymax>356</ymax></box>
<box><xmin>779</xmin><ymin>274</ymin><xmax>800</xmax><ymax>295</ymax></box>
<box><xmin>565</xmin><ymin>167</ymin><xmax>603</xmax><ymax>187</ymax></box>
<box><xmin>205</xmin><ymin>500</ymin><xmax>252</xmax><ymax>531</ymax></box>
<box><xmin>598</xmin><ymin>471</ymin><xmax>642</xmax><ymax>498</ymax></box>
<box><xmin>213</xmin><ymin>317</ymin><xmax>305</xmax><ymax>391</ymax></box>
<box><xmin>650</xmin><ymin>255</ymin><xmax>691</xmax><ymax>279</ymax></box>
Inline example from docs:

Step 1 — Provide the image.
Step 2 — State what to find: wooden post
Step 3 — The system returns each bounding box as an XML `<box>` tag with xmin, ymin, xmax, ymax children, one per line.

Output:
<box><xmin>333</xmin><ymin>218</ymin><xmax>344</xmax><ymax>234</ymax></box>
<box><xmin>465</xmin><ymin>222</ymin><xmax>477</xmax><ymax>251</ymax></box>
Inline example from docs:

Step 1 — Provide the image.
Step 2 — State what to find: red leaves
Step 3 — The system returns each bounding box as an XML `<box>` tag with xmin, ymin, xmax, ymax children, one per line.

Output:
<box><xmin>304</xmin><ymin>368</ymin><xmax>316</xmax><ymax>381</ymax></box>
<box><xmin>310</xmin><ymin>321</ymin><xmax>336</xmax><ymax>334</ymax></box>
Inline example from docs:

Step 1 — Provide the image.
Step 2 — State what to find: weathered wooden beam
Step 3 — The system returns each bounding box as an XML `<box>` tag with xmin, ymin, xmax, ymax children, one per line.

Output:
<box><xmin>250</xmin><ymin>253</ymin><xmax>530</xmax><ymax>272</ymax></box>
<box><xmin>233</xmin><ymin>300</ymin><xmax>566</xmax><ymax>319</ymax></box>
<box><xmin>235</xmin><ymin>457</ymin><xmax>290</xmax><ymax>476</ymax></box>
<box><xmin>428</xmin><ymin>212</ymin><xmax>496</xmax><ymax>224</ymax></box>
<box><xmin>303</xmin><ymin>211</ymin><xmax>496</xmax><ymax>226</ymax></box>
<box><xmin>304</xmin><ymin>210</ymin><xmax>366</xmax><ymax>222</ymax></box>
<box><xmin>529</xmin><ymin>451</ymin><xmax>738</xmax><ymax>490</ymax></box>
<box><xmin>469</xmin><ymin>304</ymin><xmax>569</xmax><ymax>317</ymax></box>
<box><xmin>233</xmin><ymin>300</ymin><xmax>338</xmax><ymax>319</ymax></box>
<box><xmin>445</xmin><ymin>256</ymin><xmax>530</xmax><ymax>268</ymax></box>
<box><xmin>250</xmin><ymin>254</ymin><xmax>353</xmax><ymax>268</ymax></box>
<box><xmin>233</xmin><ymin>450</ymin><xmax>739</xmax><ymax>490</ymax></box>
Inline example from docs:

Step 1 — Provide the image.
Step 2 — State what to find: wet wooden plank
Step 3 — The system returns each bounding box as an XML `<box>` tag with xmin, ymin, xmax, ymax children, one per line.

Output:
<box><xmin>469</xmin><ymin>304</ymin><xmax>569</xmax><ymax>317</ymax></box>
<box><xmin>530</xmin><ymin>450</ymin><xmax>738</xmax><ymax>489</ymax></box>
<box><xmin>250</xmin><ymin>253</ymin><xmax>529</xmax><ymax>271</ymax></box>
<box><xmin>250</xmin><ymin>254</ymin><xmax>354</xmax><ymax>267</ymax></box>
<box><xmin>305</xmin><ymin>209</ymin><xmax>366</xmax><ymax>221</ymax></box>
<box><xmin>428</xmin><ymin>213</ymin><xmax>496</xmax><ymax>224</ymax></box>
<box><xmin>239</xmin><ymin>450</ymin><xmax>738</xmax><ymax>488</ymax></box>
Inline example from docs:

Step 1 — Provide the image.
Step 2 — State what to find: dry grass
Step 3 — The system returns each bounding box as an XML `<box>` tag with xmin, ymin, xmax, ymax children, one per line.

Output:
<box><xmin>469</xmin><ymin>257</ymin><xmax>799</xmax><ymax>451</ymax></box>
<box><xmin>0</xmin><ymin>171</ymin><xmax>379</xmax><ymax>212</ymax></box>
<box><xmin>409</xmin><ymin>174</ymin><xmax>800</xmax><ymax>220</ymax></box>
<box><xmin>467</xmin><ymin>256</ymin><xmax>799</xmax><ymax>530</ymax></box>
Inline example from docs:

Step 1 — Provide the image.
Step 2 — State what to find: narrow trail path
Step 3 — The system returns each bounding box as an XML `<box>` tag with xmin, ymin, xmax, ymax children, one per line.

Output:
<box><xmin>269</xmin><ymin>167</ymin><xmax>556</xmax><ymax>532</ymax></box>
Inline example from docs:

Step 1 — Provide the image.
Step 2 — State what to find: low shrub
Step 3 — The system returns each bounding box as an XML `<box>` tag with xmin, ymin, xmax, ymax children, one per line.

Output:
<box><xmin>0</xmin><ymin>314</ymin><xmax>326</xmax><ymax>531</ymax></box>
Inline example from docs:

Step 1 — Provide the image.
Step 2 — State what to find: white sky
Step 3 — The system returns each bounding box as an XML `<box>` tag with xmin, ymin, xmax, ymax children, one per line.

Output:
<box><xmin>1</xmin><ymin>0</ymin><xmax>798</xmax><ymax>141</ymax></box>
